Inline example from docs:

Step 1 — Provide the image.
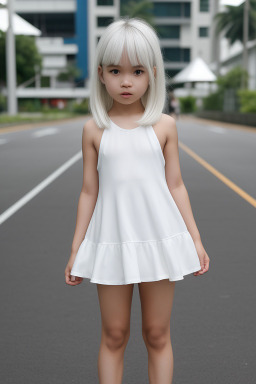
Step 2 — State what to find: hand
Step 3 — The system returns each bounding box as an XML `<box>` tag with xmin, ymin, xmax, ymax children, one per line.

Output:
<box><xmin>193</xmin><ymin>239</ymin><xmax>210</xmax><ymax>277</ymax></box>
<box><xmin>65</xmin><ymin>257</ymin><xmax>84</xmax><ymax>286</ymax></box>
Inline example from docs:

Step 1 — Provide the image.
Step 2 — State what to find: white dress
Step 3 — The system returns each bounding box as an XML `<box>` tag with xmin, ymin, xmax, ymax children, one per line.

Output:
<box><xmin>70</xmin><ymin>118</ymin><xmax>201</xmax><ymax>284</ymax></box>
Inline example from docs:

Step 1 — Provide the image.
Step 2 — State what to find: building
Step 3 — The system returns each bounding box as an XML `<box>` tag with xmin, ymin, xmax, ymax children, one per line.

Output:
<box><xmin>14</xmin><ymin>0</ymin><xmax>217</xmax><ymax>98</ymax></box>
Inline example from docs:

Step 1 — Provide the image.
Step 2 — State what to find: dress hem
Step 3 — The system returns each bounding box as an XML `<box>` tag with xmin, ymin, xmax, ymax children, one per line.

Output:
<box><xmin>71</xmin><ymin>264</ymin><xmax>201</xmax><ymax>285</ymax></box>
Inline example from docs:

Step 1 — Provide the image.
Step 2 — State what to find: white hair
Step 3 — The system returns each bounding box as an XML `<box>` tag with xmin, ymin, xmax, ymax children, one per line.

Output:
<box><xmin>89</xmin><ymin>17</ymin><xmax>168</xmax><ymax>129</ymax></box>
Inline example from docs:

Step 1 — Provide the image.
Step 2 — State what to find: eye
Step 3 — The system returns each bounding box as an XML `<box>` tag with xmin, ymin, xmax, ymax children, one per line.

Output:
<box><xmin>135</xmin><ymin>69</ymin><xmax>144</xmax><ymax>75</ymax></box>
<box><xmin>110</xmin><ymin>69</ymin><xmax>119</xmax><ymax>74</ymax></box>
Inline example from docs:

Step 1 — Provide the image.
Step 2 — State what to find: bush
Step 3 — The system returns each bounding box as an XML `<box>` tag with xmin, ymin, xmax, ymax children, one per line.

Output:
<box><xmin>72</xmin><ymin>99</ymin><xmax>89</xmax><ymax>114</ymax></box>
<box><xmin>0</xmin><ymin>94</ymin><xmax>6</xmax><ymax>112</ymax></box>
<box><xmin>18</xmin><ymin>99</ymin><xmax>41</xmax><ymax>112</ymax></box>
<box><xmin>237</xmin><ymin>89</ymin><xmax>256</xmax><ymax>113</ymax></box>
<box><xmin>179</xmin><ymin>95</ymin><xmax>197</xmax><ymax>113</ymax></box>
<box><xmin>202</xmin><ymin>90</ymin><xmax>224</xmax><ymax>111</ymax></box>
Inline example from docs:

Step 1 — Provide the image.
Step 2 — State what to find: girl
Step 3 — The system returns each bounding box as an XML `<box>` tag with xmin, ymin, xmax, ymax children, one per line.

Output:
<box><xmin>65</xmin><ymin>17</ymin><xmax>210</xmax><ymax>384</ymax></box>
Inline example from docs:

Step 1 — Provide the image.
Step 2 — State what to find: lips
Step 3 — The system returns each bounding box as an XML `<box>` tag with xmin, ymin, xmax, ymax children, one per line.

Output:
<box><xmin>121</xmin><ymin>92</ymin><xmax>132</xmax><ymax>95</ymax></box>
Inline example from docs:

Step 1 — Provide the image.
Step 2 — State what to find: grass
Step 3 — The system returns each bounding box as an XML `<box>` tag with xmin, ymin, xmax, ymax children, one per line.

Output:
<box><xmin>0</xmin><ymin>111</ymin><xmax>86</xmax><ymax>128</ymax></box>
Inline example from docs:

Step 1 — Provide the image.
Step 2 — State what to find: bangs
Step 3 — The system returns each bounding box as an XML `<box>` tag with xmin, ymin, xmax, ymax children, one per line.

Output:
<box><xmin>101</xmin><ymin>28</ymin><xmax>154</xmax><ymax>70</ymax></box>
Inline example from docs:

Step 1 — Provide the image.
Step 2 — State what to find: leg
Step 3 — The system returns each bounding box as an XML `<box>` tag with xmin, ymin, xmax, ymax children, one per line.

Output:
<box><xmin>138</xmin><ymin>279</ymin><xmax>175</xmax><ymax>384</ymax></box>
<box><xmin>96</xmin><ymin>283</ymin><xmax>134</xmax><ymax>384</ymax></box>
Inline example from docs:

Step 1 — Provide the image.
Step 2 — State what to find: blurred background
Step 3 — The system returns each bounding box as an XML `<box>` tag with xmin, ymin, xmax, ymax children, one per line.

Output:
<box><xmin>0</xmin><ymin>0</ymin><xmax>255</xmax><ymax>126</ymax></box>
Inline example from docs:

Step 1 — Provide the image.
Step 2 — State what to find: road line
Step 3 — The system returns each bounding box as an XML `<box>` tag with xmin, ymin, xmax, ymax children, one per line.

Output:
<box><xmin>179</xmin><ymin>141</ymin><xmax>256</xmax><ymax>208</ymax></box>
<box><xmin>0</xmin><ymin>151</ymin><xmax>82</xmax><ymax>225</ymax></box>
<box><xmin>33</xmin><ymin>127</ymin><xmax>59</xmax><ymax>138</ymax></box>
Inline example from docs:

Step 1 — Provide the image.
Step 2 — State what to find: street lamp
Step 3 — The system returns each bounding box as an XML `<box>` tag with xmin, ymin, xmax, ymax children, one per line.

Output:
<box><xmin>6</xmin><ymin>0</ymin><xmax>18</xmax><ymax>115</ymax></box>
<box><xmin>242</xmin><ymin>0</ymin><xmax>249</xmax><ymax>89</ymax></box>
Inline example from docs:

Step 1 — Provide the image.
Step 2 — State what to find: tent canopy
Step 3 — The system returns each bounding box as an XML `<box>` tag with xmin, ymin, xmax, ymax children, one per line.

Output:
<box><xmin>172</xmin><ymin>57</ymin><xmax>217</xmax><ymax>83</ymax></box>
<box><xmin>0</xmin><ymin>8</ymin><xmax>41</xmax><ymax>36</ymax></box>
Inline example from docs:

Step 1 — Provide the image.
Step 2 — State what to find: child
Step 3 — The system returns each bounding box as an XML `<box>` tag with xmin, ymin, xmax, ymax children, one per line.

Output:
<box><xmin>65</xmin><ymin>17</ymin><xmax>210</xmax><ymax>384</ymax></box>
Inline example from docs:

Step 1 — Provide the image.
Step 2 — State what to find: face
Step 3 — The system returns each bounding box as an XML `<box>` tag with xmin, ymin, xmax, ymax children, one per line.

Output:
<box><xmin>98</xmin><ymin>50</ymin><xmax>156</xmax><ymax>106</ymax></box>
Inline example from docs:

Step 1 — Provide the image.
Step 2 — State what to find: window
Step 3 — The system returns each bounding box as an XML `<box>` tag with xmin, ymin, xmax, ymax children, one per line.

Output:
<box><xmin>199</xmin><ymin>27</ymin><xmax>209</xmax><ymax>37</ymax></box>
<box><xmin>153</xmin><ymin>2</ymin><xmax>191</xmax><ymax>18</ymax></box>
<box><xmin>97</xmin><ymin>17</ymin><xmax>114</xmax><ymax>27</ymax></box>
<box><xmin>200</xmin><ymin>0</ymin><xmax>209</xmax><ymax>12</ymax></box>
<box><xmin>97</xmin><ymin>0</ymin><xmax>114</xmax><ymax>5</ymax></box>
<box><xmin>17</xmin><ymin>13</ymin><xmax>75</xmax><ymax>37</ymax></box>
<box><xmin>156</xmin><ymin>25</ymin><xmax>180</xmax><ymax>39</ymax></box>
<box><xmin>162</xmin><ymin>47</ymin><xmax>190</xmax><ymax>62</ymax></box>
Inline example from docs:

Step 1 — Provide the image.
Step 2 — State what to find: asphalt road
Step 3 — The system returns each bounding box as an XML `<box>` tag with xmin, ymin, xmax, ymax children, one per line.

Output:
<box><xmin>0</xmin><ymin>116</ymin><xmax>255</xmax><ymax>384</ymax></box>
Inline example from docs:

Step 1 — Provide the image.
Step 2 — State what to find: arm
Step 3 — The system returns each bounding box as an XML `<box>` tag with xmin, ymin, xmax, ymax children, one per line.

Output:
<box><xmin>163</xmin><ymin>115</ymin><xmax>210</xmax><ymax>276</ymax></box>
<box><xmin>65</xmin><ymin>120</ymin><xmax>99</xmax><ymax>285</ymax></box>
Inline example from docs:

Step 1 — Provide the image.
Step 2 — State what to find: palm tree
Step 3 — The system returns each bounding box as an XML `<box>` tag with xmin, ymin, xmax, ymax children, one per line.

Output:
<box><xmin>214</xmin><ymin>0</ymin><xmax>256</xmax><ymax>88</ymax></box>
<box><xmin>120</xmin><ymin>0</ymin><xmax>155</xmax><ymax>26</ymax></box>
<box><xmin>214</xmin><ymin>0</ymin><xmax>256</xmax><ymax>45</ymax></box>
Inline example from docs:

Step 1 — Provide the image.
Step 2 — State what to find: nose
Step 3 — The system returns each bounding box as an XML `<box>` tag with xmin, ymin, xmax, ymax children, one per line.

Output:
<box><xmin>121</xmin><ymin>76</ymin><xmax>132</xmax><ymax>87</ymax></box>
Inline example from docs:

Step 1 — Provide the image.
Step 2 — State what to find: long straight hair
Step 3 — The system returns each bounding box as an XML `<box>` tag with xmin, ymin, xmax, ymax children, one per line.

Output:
<box><xmin>89</xmin><ymin>17</ymin><xmax>168</xmax><ymax>129</ymax></box>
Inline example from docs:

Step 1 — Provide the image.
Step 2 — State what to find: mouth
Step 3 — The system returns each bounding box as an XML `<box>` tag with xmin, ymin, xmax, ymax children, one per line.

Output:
<box><xmin>121</xmin><ymin>92</ymin><xmax>132</xmax><ymax>95</ymax></box>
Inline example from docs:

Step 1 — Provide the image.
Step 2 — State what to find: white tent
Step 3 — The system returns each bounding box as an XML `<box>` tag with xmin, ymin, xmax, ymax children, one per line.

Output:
<box><xmin>0</xmin><ymin>8</ymin><xmax>41</xmax><ymax>36</ymax></box>
<box><xmin>171</xmin><ymin>57</ymin><xmax>217</xmax><ymax>83</ymax></box>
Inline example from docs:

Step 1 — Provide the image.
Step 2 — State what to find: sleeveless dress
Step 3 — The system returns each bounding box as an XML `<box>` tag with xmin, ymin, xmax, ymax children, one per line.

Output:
<box><xmin>70</xmin><ymin>118</ymin><xmax>201</xmax><ymax>285</ymax></box>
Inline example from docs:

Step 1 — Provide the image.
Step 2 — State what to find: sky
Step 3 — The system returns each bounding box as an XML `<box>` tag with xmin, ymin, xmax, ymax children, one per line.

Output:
<box><xmin>220</xmin><ymin>0</ymin><xmax>244</xmax><ymax>6</ymax></box>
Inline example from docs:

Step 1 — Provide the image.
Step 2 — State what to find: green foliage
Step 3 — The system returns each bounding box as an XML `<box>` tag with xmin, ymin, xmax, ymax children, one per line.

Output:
<box><xmin>179</xmin><ymin>95</ymin><xmax>197</xmax><ymax>113</ymax></box>
<box><xmin>0</xmin><ymin>31</ymin><xmax>42</xmax><ymax>86</ymax></box>
<box><xmin>71</xmin><ymin>99</ymin><xmax>89</xmax><ymax>114</ymax></box>
<box><xmin>214</xmin><ymin>0</ymin><xmax>256</xmax><ymax>45</ymax></box>
<box><xmin>202</xmin><ymin>91</ymin><xmax>224</xmax><ymax>111</ymax></box>
<box><xmin>202</xmin><ymin>66</ymin><xmax>249</xmax><ymax>111</ymax></box>
<box><xmin>18</xmin><ymin>99</ymin><xmax>42</xmax><ymax>112</ymax></box>
<box><xmin>41</xmin><ymin>76</ymin><xmax>50</xmax><ymax>87</ymax></box>
<box><xmin>0</xmin><ymin>93</ymin><xmax>7</xmax><ymax>112</ymax></box>
<box><xmin>216</xmin><ymin>65</ymin><xmax>248</xmax><ymax>90</ymax></box>
<box><xmin>120</xmin><ymin>0</ymin><xmax>155</xmax><ymax>26</ymax></box>
<box><xmin>237</xmin><ymin>89</ymin><xmax>256</xmax><ymax>113</ymax></box>
<box><xmin>57</xmin><ymin>64</ymin><xmax>82</xmax><ymax>82</ymax></box>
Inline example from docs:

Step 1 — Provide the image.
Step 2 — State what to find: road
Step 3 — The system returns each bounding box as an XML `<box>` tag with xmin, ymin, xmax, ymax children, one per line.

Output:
<box><xmin>0</xmin><ymin>116</ymin><xmax>255</xmax><ymax>383</ymax></box>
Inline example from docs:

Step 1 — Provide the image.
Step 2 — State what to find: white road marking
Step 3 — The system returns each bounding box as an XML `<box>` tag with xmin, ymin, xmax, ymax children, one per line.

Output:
<box><xmin>33</xmin><ymin>127</ymin><xmax>59</xmax><ymax>137</ymax></box>
<box><xmin>0</xmin><ymin>138</ymin><xmax>9</xmax><ymax>145</ymax></box>
<box><xmin>208</xmin><ymin>126</ymin><xmax>227</xmax><ymax>134</ymax></box>
<box><xmin>0</xmin><ymin>151</ymin><xmax>82</xmax><ymax>225</ymax></box>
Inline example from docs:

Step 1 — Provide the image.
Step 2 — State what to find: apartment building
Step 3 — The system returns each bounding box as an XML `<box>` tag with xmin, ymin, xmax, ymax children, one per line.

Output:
<box><xmin>14</xmin><ymin>0</ymin><xmax>217</xmax><ymax>94</ymax></box>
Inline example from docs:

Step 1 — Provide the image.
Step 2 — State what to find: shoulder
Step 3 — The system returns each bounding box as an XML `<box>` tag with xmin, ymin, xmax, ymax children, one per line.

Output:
<box><xmin>83</xmin><ymin>117</ymin><xmax>99</xmax><ymax>133</ymax></box>
<box><xmin>82</xmin><ymin>117</ymin><xmax>102</xmax><ymax>141</ymax></box>
<box><xmin>159</xmin><ymin>113</ymin><xmax>176</xmax><ymax>126</ymax></box>
<box><xmin>156</xmin><ymin>113</ymin><xmax>177</xmax><ymax>139</ymax></box>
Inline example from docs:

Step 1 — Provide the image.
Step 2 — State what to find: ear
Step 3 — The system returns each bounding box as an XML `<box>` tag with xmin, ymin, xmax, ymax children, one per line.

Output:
<box><xmin>98</xmin><ymin>65</ymin><xmax>105</xmax><ymax>84</ymax></box>
<box><xmin>153</xmin><ymin>66</ymin><xmax>156</xmax><ymax>78</ymax></box>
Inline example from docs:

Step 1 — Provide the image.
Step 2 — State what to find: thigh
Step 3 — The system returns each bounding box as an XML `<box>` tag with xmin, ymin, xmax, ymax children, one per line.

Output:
<box><xmin>138</xmin><ymin>279</ymin><xmax>175</xmax><ymax>331</ymax></box>
<box><xmin>97</xmin><ymin>283</ymin><xmax>134</xmax><ymax>331</ymax></box>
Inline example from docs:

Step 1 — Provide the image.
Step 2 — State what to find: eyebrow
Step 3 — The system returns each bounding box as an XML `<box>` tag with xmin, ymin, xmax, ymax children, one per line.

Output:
<box><xmin>106</xmin><ymin>64</ymin><xmax>144</xmax><ymax>68</ymax></box>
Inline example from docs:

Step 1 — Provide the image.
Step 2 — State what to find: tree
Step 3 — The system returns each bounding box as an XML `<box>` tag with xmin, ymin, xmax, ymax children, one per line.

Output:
<box><xmin>120</xmin><ymin>0</ymin><xmax>155</xmax><ymax>26</ymax></box>
<box><xmin>214</xmin><ymin>0</ymin><xmax>256</xmax><ymax>45</ymax></box>
<box><xmin>214</xmin><ymin>0</ymin><xmax>256</xmax><ymax>88</ymax></box>
<box><xmin>0</xmin><ymin>31</ymin><xmax>42</xmax><ymax>87</ymax></box>
<box><xmin>57</xmin><ymin>63</ymin><xmax>81</xmax><ymax>83</ymax></box>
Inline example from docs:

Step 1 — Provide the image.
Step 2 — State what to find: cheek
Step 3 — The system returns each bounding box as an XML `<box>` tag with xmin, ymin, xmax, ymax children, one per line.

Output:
<box><xmin>104</xmin><ymin>77</ymin><xmax>117</xmax><ymax>91</ymax></box>
<box><xmin>141</xmin><ymin>77</ymin><xmax>150</xmax><ymax>91</ymax></box>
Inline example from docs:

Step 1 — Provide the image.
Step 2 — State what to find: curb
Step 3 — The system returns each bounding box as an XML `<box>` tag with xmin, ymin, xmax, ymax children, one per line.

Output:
<box><xmin>178</xmin><ymin>115</ymin><xmax>256</xmax><ymax>133</ymax></box>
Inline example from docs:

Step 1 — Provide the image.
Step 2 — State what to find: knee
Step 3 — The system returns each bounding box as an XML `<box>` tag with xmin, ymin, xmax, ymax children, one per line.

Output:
<box><xmin>142</xmin><ymin>325</ymin><xmax>170</xmax><ymax>350</ymax></box>
<box><xmin>103</xmin><ymin>325</ymin><xmax>130</xmax><ymax>351</ymax></box>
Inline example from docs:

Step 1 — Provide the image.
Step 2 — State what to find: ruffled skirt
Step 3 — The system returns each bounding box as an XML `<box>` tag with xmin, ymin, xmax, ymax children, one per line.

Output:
<box><xmin>70</xmin><ymin>230</ymin><xmax>201</xmax><ymax>285</ymax></box>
